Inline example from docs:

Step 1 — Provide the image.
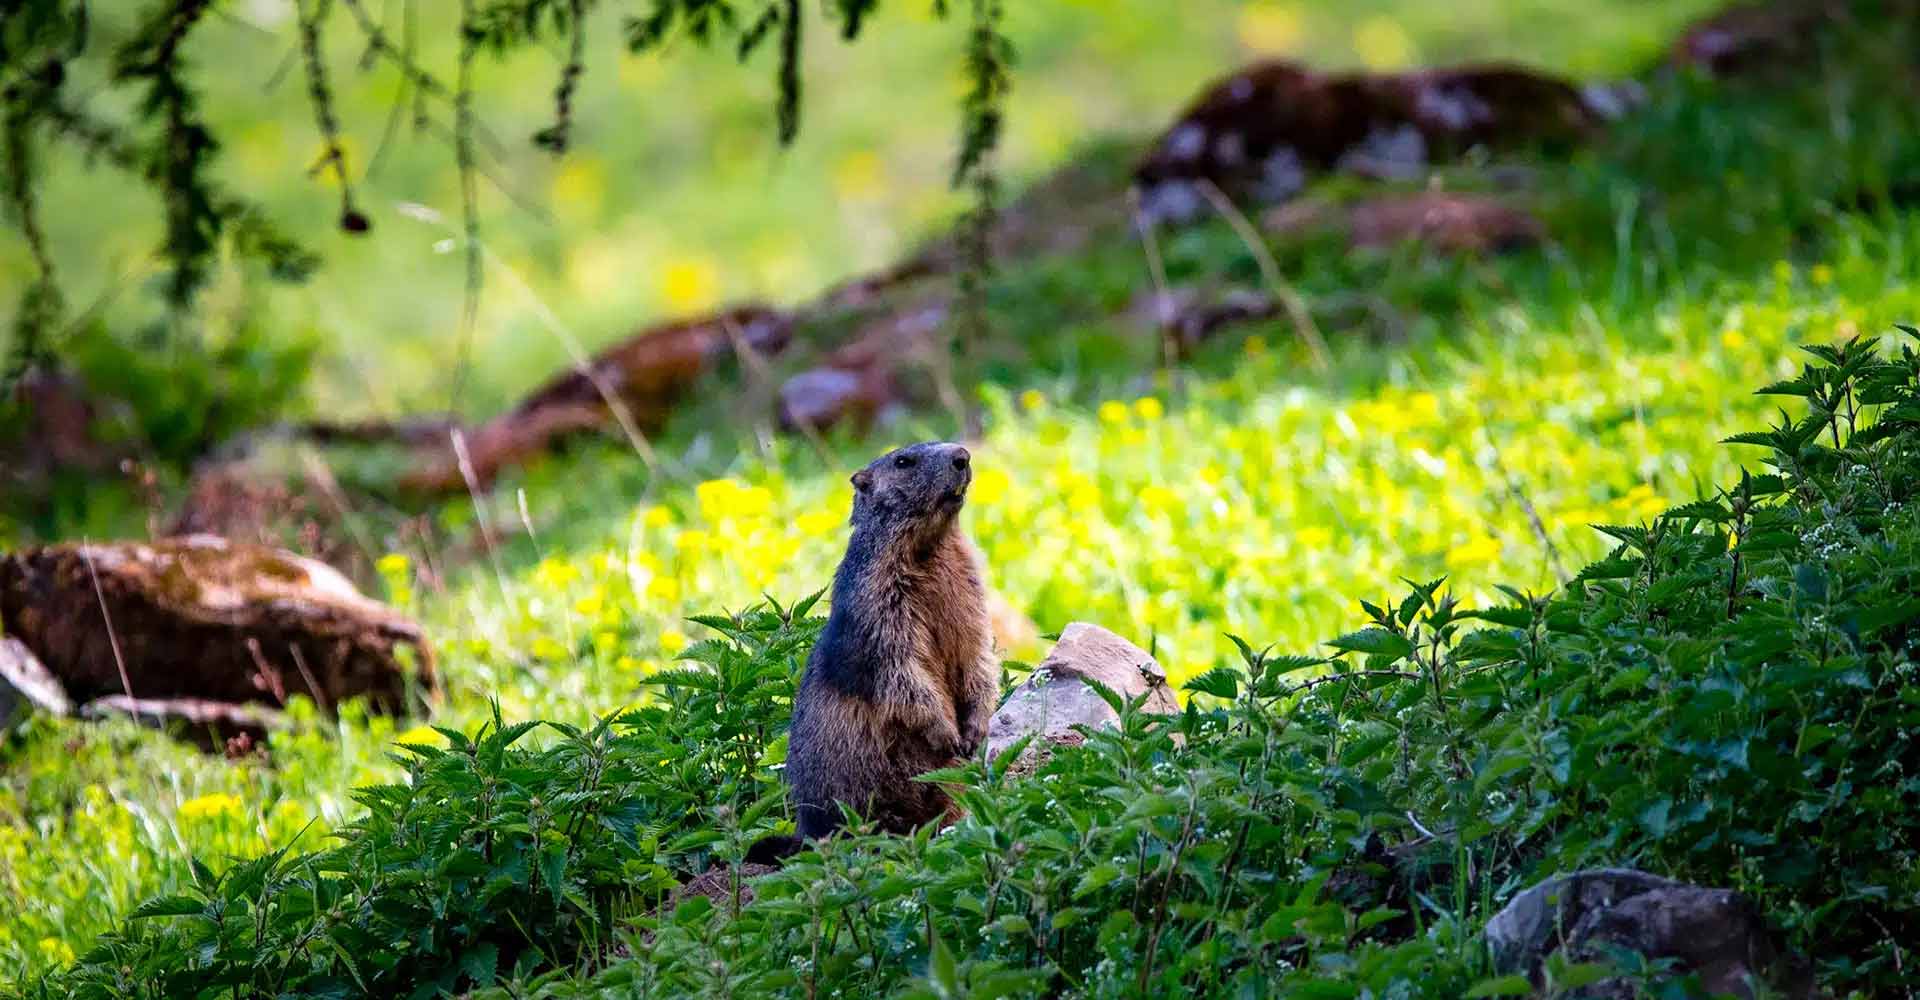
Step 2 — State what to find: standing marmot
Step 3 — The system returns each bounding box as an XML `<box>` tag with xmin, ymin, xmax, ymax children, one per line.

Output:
<box><xmin>784</xmin><ymin>440</ymin><xmax>1000</xmax><ymax>840</ymax></box>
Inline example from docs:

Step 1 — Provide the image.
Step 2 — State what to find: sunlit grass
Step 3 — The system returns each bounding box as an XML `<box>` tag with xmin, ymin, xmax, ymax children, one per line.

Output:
<box><xmin>9</xmin><ymin>235</ymin><xmax>1920</xmax><ymax>977</ymax></box>
<box><xmin>5</xmin><ymin>0</ymin><xmax>1919</xmax><ymax>983</ymax></box>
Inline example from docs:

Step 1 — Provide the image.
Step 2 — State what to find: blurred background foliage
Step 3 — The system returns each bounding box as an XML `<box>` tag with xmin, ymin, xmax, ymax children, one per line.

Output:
<box><xmin>2</xmin><ymin>0</ymin><xmax>1715</xmax><ymax>420</ymax></box>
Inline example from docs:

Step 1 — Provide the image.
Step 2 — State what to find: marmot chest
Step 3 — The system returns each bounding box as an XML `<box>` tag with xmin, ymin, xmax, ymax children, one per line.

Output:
<box><xmin>890</xmin><ymin>549</ymin><xmax>987</xmax><ymax>689</ymax></box>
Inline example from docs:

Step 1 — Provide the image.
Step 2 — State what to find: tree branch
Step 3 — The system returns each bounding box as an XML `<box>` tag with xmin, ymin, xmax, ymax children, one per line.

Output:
<box><xmin>295</xmin><ymin>0</ymin><xmax>368</xmax><ymax>232</ymax></box>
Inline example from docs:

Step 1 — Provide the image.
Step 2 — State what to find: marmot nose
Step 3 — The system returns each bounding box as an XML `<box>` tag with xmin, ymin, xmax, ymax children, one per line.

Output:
<box><xmin>950</xmin><ymin>447</ymin><xmax>970</xmax><ymax>471</ymax></box>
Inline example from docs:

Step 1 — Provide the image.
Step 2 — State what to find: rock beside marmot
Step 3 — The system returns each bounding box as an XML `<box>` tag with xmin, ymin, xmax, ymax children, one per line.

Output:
<box><xmin>782</xmin><ymin>441</ymin><xmax>1000</xmax><ymax>840</ymax></box>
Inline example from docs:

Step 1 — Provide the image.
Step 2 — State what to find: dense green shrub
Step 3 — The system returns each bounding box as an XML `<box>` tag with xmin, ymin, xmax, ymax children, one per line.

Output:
<box><xmin>20</xmin><ymin>334</ymin><xmax>1920</xmax><ymax>997</ymax></box>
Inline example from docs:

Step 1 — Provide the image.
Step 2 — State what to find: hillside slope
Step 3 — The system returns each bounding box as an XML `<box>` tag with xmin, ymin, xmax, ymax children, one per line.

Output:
<box><xmin>6</xmin><ymin>1</ymin><xmax>1920</xmax><ymax>991</ymax></box>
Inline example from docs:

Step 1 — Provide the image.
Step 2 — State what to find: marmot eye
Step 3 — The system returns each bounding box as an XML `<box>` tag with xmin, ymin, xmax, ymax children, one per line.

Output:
<box><xmin>893</xmin><ymin>453</ymin><xmax>916</xmax><ymax>468</ymax></box>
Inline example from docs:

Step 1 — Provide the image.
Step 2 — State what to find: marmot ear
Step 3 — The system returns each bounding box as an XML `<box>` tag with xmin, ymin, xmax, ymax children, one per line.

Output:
<box><xmin>851</xmin><ymin>469</ymin><xmax>873</xmax><ymax>493</ymax></box>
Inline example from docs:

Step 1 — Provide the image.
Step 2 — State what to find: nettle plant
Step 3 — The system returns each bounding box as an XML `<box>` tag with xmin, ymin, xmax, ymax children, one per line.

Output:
<box><xmin>20</xmin><ymin>599</ymin><xmax>821</xmax><ymax>1000</ymax></box>
<box><xmin>26</xmin><ymin>332</ymin><xmax>1920</xmax><ymax>997</ymax></box>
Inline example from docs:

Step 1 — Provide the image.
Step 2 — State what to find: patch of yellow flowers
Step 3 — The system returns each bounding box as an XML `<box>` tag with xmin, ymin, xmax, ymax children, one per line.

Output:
<box><xmin>420</xmin><ymin>294</ymin><xmax>1837</xmax><ymax>720</ymax></box>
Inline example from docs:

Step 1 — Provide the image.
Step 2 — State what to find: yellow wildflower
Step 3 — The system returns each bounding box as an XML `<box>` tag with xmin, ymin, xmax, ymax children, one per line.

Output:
<box><xmin>37</xmin><ymin>936</ymin><xmax>74</xmax><ymax>965</ymax></box>
<box><xmin>796</xmin><ymin>509</ymin><xmax>840</xmax><ymax>536</ymax></box>
<box><xmin>1353</xmin><ymin>15</ymin><xmax>1414</xmax><ymax>69</ymax></box>
<box><xmin>1019</xmin><ymin>389</ymin><xmax>1046</xmax><ymax>412</ymax></box>
<box><xmin>375</xmin><ymin>553</ymin><xmax>410</xmax><ymax>576</ymax></box>
<box><xmin>660</xmin><ymin>629</ymin><xmax>690</xmax><ymax>655</ymax></box>
<box><xmin>1236</xmin><ymin>2</ymin><xmax>1303</xmax><ymax>53</ymax></box>
<box><xmin>531</xmin><ymin>558</ymin><xmax>580</xmax><ymax>590</ymax></box>
<box><xmin>659</xmin><ymin>257</ymin><xmax>719</xmax><ymax>312</ymax></box>
<box><xmin>642</xmin><ymin>505</ymin><xmax>674</xmax><ymax>529</ymax></box>
<box><xmin>395</xmin><ymin>725</ymin><xmax>442</xmax><ymax>747</ymax></box>
<box><xmin>1098</xmin><ymin>401</ymin><xmax>1130</xmax><ymax>425</ymax></box>
<box><xmin>1134</xmin><ymin>397</ymin><xmax>1165</xmax><ymax>422</ymax></box>
<box><xmin>1445</xmin><ymin>535</ymin><xmax>1503</xmax><ymax>569</ymax></box>
<box><xmin>1138</xmin><ymin>483</ymin><xmax>1180</xmax><ymax>515</ymax></box>
<box><xmin>1720</xmin><ymin>328</ymin><xmax>1746</xmax><ymax>350</ymax></box>
<box><xmin>1811</xmin><ymin>264</ymin><xmax>1834</xmax><ymax>286</ymax></box>
<box><xmin>971</xmin><ymin>466</ymin><xmax>1011</xmax><ymax>507</ymax></box>
<box><xmin>178</xmin><ymin>793</ymin><xmax>242</xmax><ymax>822</ymax></box>
<box><xmin>696</xmin><ymin>479</ymin><xmax>773</xmax><ymax>521</ymax></box>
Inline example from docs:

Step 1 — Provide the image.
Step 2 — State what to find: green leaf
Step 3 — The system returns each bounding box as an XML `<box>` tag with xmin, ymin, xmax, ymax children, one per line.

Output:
<box><xmin>1549</xmin><ymin>961</ymin><xmax>1616</xmax><ymax>990</ymax></box>
<box><xmin>1184</xmin><ymin>666</ymin><xmax>1240</xmax><ymax>699</ymax></box>
<box><xmin>460</xmin><ymin>942</ymin><xmax>499</xmax><ymax>986</ymax></box>
<box><xmin>1465</xmin><ymin>606</ymin><xmax>1533</xmax><ymax>629</ymax></box>
<box><xmin>1475</xmin><ymin>752</ymin><xmax>1532</xmax><ymax>792</ymax></box>
<box><xmin>1857</xmin><ymin>598</ymin><xmax>1920</xmax><ymax>632</ymax></box>
<box><xmin>1466</xmin><ymin>975</ymin><xmax>1534</xmax><ymax>997</ymax></box>
<box><xmin>188</xmin><ymin>857</ymin><xmax>216</xmax><ymax>890</ymax></box>
<box><xmin>1325</xmin><ymin>628</ymin><xmax>1413</xmax><ymax>660</ymax></box>
<box><xmin>927</xmin><ymin>930</ymin><xmax>959</xmax><ymax>994</ymax></box>
<box><xmin>1073</xmin><ymin>862</ymin><xmax>1125</xmax><ymax>899</ymax></box>
<box><xmin>1754</xmin><ymin>377</ymin><xmax>1816</xmax><ymax>397</ymax></box>
<box><xmin>1574</xmin><ymin>557</ymin><xmax>1639</xmax><ymax>582</ymax></box>
<box><xmin>128</xmin><ymin>894</ymin><xmax>206</xmax><ymax>920</ymax></box>
<box><xmin>1078</xmin><ymin>674</ymin><xmax>1125</xmax><ymax>714</ymax></box>
<box><xmin>1661</xmin><ymin>499</ymin><xmax>1731</xmax><ymax>522</ymax></box>
<box><xmin>791</xmin><ymin>587</ymin><xmax>827</xmax><ymax>620</ymax></box>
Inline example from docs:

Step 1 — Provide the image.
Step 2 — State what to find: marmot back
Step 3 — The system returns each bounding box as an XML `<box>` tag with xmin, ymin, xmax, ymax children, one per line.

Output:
<box><xmin>784</xmin><ymin>441</ymin><xmax>1000</xmax><ymax>840</ymax></box>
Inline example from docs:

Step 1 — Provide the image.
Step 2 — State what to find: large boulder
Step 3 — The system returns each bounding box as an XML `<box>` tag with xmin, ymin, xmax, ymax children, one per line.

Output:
<box><xmin>985</xmin><ymin>623</ymin><xmax>1180</xmax><ymax>773</ymax></box>
<box><xmin>1487</xmin><ymin>869</ymin><xmax>1809</xmax><ymax>999</ymax></box>
<box><xmin>0</xmin><ymin>535</ymin><xmax>435</xmax><ymax>716</ymax></box>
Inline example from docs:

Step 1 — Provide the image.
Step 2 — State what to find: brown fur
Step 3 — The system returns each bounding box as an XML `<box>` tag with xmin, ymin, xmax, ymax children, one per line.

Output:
<box><xmin>783</xmin><ymin>441</ymin><xmax>998</xmax><ymax>840</ymax></box>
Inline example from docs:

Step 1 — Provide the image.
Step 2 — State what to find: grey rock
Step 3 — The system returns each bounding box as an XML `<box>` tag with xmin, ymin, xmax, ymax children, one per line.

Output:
<box><xmin>1488</xmin><ymin>868</ymin><xmax>1805</xmax><ymax>999</ymax></box>
<box><xmin>1487</xmin><ymin>869</ymin><xmax>1686</xmax><ymax>976</ymax></box>
<box><xmin>985</xmin><ymin>622</ymin><xmax>1179</xmax><ymax>764</ymax></box>
<box><xmin>1566</xmin><ymin>886</ymin><xmax>1781</xmax><ymax>999</ymax></box>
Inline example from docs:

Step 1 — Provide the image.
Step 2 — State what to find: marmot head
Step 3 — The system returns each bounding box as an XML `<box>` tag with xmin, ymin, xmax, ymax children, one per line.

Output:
<box><xmin>849</xmin><ymin>441</ymin><xmax>973</xmax><ymax>543</ymax></box>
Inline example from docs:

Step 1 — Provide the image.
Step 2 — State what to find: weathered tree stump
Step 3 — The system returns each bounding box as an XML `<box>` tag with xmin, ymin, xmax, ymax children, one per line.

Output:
<box><xmin>0</xmin><ymin>535</ymin><xmax>435</xmax><ymax>716</ymax></box>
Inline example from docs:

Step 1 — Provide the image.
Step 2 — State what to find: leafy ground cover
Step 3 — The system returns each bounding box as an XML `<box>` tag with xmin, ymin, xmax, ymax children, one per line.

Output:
<box><xmin>19</xmin><ymin>335</ymin><xmax>1920</xmax><ymax>997</ymax></box>
<box><xmin>7</xmin><ymin>0</ymin><xmax>1920</xmax><ymax>991</ymax></box>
